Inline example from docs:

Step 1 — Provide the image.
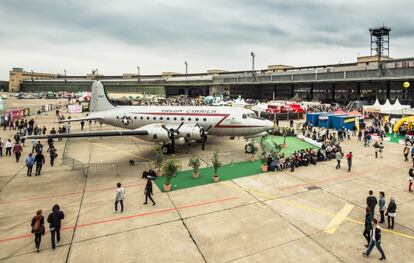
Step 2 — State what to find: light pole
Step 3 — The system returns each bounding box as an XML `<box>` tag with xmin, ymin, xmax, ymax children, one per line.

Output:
<box><xmin>185</xmin><ymin>61</ymin><xmax>188</xmax><ymax>77</ymax></box>
<box><xmin>64</xmin><ymin>69</ymin><xmax>67</xmax><ymax>82</ymax></box>
<box><xmin>31</xmin><ymin>70</ymin><xmax>34</xmax><ymax>92</ymax></box>
<box><xmin>250</xmin><ymin>52</ymin><xmax>255</xmax><ymax>72</ymax></box>
<box><xmin>137</xmin><ymin>66</ymin><xmax>140</xmax><ymax>83</ymax></box>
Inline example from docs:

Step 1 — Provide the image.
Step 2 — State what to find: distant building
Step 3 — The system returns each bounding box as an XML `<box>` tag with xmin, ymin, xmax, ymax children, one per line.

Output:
<box><xmin>9</xmin><ymin>68</ymin><xmax>58</xmax><ymax>92</ymax></box>
<box><xmin>10</xmin><ymin>55</ymin><xmax>414</xmax><ymax>105</ymax></box>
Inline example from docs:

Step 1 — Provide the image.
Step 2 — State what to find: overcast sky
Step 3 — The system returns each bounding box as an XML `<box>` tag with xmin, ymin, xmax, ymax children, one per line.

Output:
<box><xmin>0</xmin><ymin>0</ymin><xmax>413</xmax><ymax>80</ymax></box>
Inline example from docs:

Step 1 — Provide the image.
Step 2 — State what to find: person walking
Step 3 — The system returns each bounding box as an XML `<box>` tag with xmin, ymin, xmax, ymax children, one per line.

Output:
<box><xmin>80</xmin><ymin>120</ymin><xmax>85</xmax><ymax>131</ymax></box>
<box><xmin>34</xmin><ymin>151</ymin><xmax>45</xmax><ymax>176</ymax></box>
<box><xmin>47</xmin><ymin>204</ymin><xmax>65</xmax><ymax>250</ymax></box>
<box><xmin>0</xmin><ymin>138</ymin><xmax>3</xmax><ymax>157</ymax></box>
<box><xmin>363</xmin><ymin>207</ymin><xmax>373</xmax><ymax>247</ymax></box>
<box><xmin>26</xmin><ymin>153</ymin><xmax>35</xmax><ymax>176</ymax></box>
<box><xmin>404</xmin><ymin>145</ymin><xmax>410</xmax><ymax>162</ymax></box>
<box><xmin>378</xmin><ymin>191</ymin><xmax>386</xmax><ymax>224</ymax></box>
<box><xmin>335</xmin><ymin>151</ymin><xmax>343</xmax><ymax>169</ymax></box>
<box><xmin>378</xmin><ymin>142</ymin><xmax>384</xmax><ymax>158</ymax></box>
<box><xmin>346</xmin><ymin>151</ymin><xmax>353</xmax><ymax>172</ymax></box>
<box><xmin>5</xmin><ymin>139</ymin><xmax>12</xmax><ymax>156</ymax></box>
<box><xmin>386</xmin><ymin>197</ymin><xmax>397</xmax><ymax>229</ymax></box>
<box><xmin>113</xmin><ymin>183</ymin><xmax>126</xmax><ymax>213</ymax></box>
<box><xmin>13</xmin><ymin>142</ymin><xmax>23</xmax><ymax>162</ymax></box>
<box><xmin>143</xmin><ymin>178</ymin><xmax>156</xmax><ymax>206</ymax></box>
<box><xmin>408</xmin><ymin>168</ymin><xmax>414</xmax><ymax>192</ymax></box>
<box><xmin>48</xmin><ymin>146</ymin><xmax>58</xmax><ymax>167</ymax></box>
<box><xmin>31</xmin><ymin>209</ymin><xmax>45</xmax><ymax>253</ymax></box>
<box><xmin>363</xmin><ymin>218</ymin><xmax>386</xmax><ymax>260</ymax></box>
<box><xmin>373</xmin><ymin>141</ymin><xmax>379</xmax><ymax>158</ymax></box>
<box><xmin>366</xmin><ymin>190</ymin><xmax>377</xmax><ymax>217</ymax></box>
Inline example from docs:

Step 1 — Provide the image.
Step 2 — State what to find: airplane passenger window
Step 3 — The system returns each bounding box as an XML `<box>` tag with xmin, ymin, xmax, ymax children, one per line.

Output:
<box><xmin>188</xmin><ymin>118</ymin><xmax>191</xmax><ymax>121</ymax></box>
<box><xmin>195</xmin><ymin>118</ymin><xmax>199</xmax><ymax>121</ymax></box>
<box><xmin>140</xmin><ymin>117</ymin><xmax>143</xmax><ymax>120</ymax></box>
<box><xmin>153</xmin><ymin>117</ymin><xmax>156</xmax><ymax>120</ymax></box>
<box><xmin>160</xmin><ymin>117</ymin><xmax>163</xmax><ymax>120</ymax></box>
<box><xmin>147</xmin><ymin>117</ymin><xmax>150</xmax><ymax>120</ymax></box>
<box><xmin>181</xmin><ymin>117</ymin><xmax>185</xmax><ymax>121</ymax></box>
<box><xmin>174</xmin><ymin>117</ymin><xmax>177</xmax><ymax>120</ymax></box>
<box><xmin>167</xmin><ymin>117</ymin><xmax>170</xmax><ymax>120</ymax></box>
<box><xmin>134</xmin><ymin>116</ymin><xmax>137</xmax><ymax>119</ymax></box>
<box><xmin>203</xmin><ymin>118</ymin><xmax>207</xmax><ymax>121</ymax></box>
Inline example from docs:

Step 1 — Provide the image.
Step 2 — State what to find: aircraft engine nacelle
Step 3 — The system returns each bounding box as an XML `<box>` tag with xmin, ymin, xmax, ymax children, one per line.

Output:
<box><xmin>178</xmin><ymin>125</ymin><xmax>203</xmax><ymax>140</ymax></box>
<box><xmin>136</xmin><ymin>124</ymin><xmax>170</xmax><ymax>142</ymax></box>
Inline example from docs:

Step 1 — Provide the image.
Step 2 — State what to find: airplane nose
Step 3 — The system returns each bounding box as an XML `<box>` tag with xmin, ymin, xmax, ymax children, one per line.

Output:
<box><xmin>264</xmin><ymin>120</ymin><xmax>274</xmax><ymax>130</ymax></box>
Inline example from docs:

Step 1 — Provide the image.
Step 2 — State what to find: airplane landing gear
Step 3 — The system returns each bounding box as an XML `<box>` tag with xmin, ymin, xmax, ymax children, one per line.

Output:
<box><xmin>161</xmin><ymin>144</ymin><xmax>172</xmax><ymax>154</ymax></box>
<box><xmin>245</xmin><ymin>143</ymin><xmax>254</xmax><ymax>154</ymax></box>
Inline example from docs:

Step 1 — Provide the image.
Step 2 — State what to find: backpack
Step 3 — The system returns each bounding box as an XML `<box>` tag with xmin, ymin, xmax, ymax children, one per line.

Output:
<box><xmin>32</xmin><ymin>217</ymin><xmax>41</xmax><ymax>232</ymax></box>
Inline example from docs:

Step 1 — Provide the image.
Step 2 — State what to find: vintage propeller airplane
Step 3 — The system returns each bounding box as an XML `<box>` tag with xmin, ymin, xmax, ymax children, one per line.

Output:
<box><xmin>26</xmin><ymin>81</ymin><xmax>274</xmax><ymax>154</ymax></box>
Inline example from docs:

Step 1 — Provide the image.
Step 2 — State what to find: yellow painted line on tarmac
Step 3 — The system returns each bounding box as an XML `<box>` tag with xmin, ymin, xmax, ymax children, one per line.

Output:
<box><xmin>90</xmin><ymin>142</ymin><xmax>153</xmax><ymax>162</ymax></box>
<box><xmin>324</xmin><ymin>204</ymin><xmax>354</xmax><ymax>234</ymax></box>
<box><xmin>220</xmin><ymin>182</ymin><xmax>414</xmax><ymax>241</ymax></box>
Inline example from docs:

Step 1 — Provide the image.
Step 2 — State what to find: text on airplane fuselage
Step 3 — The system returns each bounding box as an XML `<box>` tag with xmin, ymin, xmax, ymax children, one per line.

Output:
<box><xmin>160</xmin><ymin>109</ymin><xmax>218</xmax><ymax>114</ymax></box>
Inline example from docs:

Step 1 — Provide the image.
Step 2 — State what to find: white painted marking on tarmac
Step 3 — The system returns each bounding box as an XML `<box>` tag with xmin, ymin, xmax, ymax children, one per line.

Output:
<box><xmin>324</xmin><ymin>204</ymin><xmax>354</xmax><ymax>234</ymax></box>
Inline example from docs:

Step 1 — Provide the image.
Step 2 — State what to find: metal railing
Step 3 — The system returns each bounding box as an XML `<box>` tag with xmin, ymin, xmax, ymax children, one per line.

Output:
<box><xmin>61</xmin><ymin>134</ymin><xmax>253</xmax><ymax>177</ymax></box>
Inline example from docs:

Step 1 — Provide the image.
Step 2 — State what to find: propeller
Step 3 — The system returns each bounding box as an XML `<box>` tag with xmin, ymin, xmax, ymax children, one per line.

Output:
<box><xmin>196</xmin><ymin>124</ymin><xmax>212</xmax><ymax>151</ymax></box>
<box><xmin>162</xmin><ymin>122</ymin><xmax>184</xmax><ymax>154</ymax></box>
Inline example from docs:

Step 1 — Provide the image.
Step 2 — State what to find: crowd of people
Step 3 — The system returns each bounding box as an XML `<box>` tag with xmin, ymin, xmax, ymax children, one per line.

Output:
<box><xmin>112</xmin><ymin>95</ymin><xmax>207</xmax><ymax>107</ymax></box>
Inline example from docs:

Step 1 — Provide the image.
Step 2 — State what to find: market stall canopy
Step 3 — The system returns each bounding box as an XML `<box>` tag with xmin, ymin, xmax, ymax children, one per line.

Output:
<box><xmin>349</xmin><ymin>110</ymin><xmax>363</xmax><ymax>116</ymax></box>
<box><xmin>333</xmin><ymin>109</ymin><xmax>347</xmax><ymax>115</ymax></box>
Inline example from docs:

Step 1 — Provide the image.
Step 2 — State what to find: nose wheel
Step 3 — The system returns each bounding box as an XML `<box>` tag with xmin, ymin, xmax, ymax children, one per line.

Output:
<box><xmin>245</xmin><ymin>143</ymin><xmax>254</xmax><ymax>154</ymax></box>
<box><xmin>161</xmin><ymin>144</ymin><xmax>172</xmax><ymax>154</ymax></box>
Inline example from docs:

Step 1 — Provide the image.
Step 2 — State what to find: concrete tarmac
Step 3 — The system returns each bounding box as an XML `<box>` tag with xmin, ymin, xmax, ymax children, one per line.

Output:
<box><xmin>1</xmin><ymin>98</ymin><xmax>414</xmax><ymax>262</ymax></box>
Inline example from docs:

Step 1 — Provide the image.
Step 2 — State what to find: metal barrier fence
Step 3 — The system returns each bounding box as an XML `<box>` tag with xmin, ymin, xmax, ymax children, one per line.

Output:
<box><xmin>61</xmin><ymin>135</ymin><xmax>252</xmax><ymax>177</ymax></box>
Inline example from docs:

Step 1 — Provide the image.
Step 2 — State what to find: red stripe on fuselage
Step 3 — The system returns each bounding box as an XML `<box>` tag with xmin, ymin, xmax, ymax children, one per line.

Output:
<box><xmin>130</xmin><ymin>112</ymin><xmax>263</xmax><ymax>128</ymax></box>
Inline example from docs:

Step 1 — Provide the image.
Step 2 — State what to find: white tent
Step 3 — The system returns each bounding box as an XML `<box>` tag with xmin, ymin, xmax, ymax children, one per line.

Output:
<box><xmin>380</xmin><ymin>98</ymin><xmax>411</xmax><ymax>114</ymax></box>
<box><xmin>373</xmin><ymin>98</ymin><xmax>380</xmax><ymax>107</ymax></box>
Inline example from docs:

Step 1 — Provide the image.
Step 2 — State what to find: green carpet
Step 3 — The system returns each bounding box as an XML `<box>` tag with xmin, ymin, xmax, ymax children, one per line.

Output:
<box><xmin>387</xmin><ymin>133</ymin><xmax>404</xmax><ymax>144</ymax></box>
<box><xmin>154</xmin><ymin>136</ymin><xmax>318</xmax><ymax>192</ymax></box>
<box><xmin>154</xmin><ymin>159</ymin><xmax>263</xmax><ymax>192</ymax></box>
<box><xmin>258</xmin><ymin>136</ymin><xmax>318</xmax><ymax>156</ymax></box>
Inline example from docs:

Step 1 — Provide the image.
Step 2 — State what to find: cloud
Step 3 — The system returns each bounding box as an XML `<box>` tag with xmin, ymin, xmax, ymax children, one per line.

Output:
<box><xmin>0</xmin><ymin>0</ymin><xmax>413</xmax><ymax>79</ymax></box>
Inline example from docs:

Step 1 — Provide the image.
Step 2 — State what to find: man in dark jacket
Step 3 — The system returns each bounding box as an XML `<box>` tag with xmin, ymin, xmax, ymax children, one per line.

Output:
<box><xmin>34</xmin><ymin>151</ymin><xmax>45</xmax><ymax>176</ymax></box>
<box><xmin>366</xmin><ymin>190</ymin><xmax>377</xmax><ymax>217</ymax></box>
<box><xmin>47</xmin><ymin>204</ymin><xmax>65</xmax><ymax>249</ymax></box>
<box><xmin>143</xmin><ymin>178</ymin><xmax>156</xmax><ymax>206</ymax></box>
<box><xmin>363</xmin><ymin>218</ymin><xmax>386</xmax><ymax>260</ymax></box>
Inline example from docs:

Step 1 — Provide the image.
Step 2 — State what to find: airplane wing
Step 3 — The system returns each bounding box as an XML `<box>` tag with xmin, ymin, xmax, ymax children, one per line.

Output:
<box><xmin>57</xmin><ymin>116</ymin><xmax>102</xmax><ymax>123</ymax></box>
<box><xmin>25</xmin><ymin>130</ymin><xmax>148</xmax><ymax>140</ymax></box>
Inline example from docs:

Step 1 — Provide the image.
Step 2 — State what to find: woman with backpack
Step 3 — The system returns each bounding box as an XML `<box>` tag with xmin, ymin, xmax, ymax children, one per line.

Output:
<box><xmin>31</xmin><ymin>209</ymin><xmax>45</xmax><ymax>252</ymax></box>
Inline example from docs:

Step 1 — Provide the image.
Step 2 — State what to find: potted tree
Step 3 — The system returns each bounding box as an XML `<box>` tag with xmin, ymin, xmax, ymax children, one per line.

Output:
<box><xmin>211</xmin><ymin>150</ymin><xmax>222</xmax><ymax>182</ymax></box>
<box><xmin>163</xmin><ymin>159</ymin><xmax>180</xmax><ymax>192</ymax></box>
<box><xmin>188</xmin><ymin>157</ymin><xmax>201</xmax><ymax>178</ymax></box>
<box><xmin>155</xmin><ymin>149</ymin><xmax>164</xmax><ymax>176</ymax></box>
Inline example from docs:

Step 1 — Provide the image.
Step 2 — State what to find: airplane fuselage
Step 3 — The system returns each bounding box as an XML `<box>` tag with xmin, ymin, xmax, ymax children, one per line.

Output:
<box><xmin>91</xmin><ymin>106</ymin><xmax>273</xmax><ymax>137</ymax></box>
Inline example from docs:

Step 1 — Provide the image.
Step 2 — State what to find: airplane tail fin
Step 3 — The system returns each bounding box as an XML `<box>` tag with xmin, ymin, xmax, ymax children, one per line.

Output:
<box><xmin>89</xmin><ymin>81</ymin><xmax>116</xmax><ymax>112</ymax></box>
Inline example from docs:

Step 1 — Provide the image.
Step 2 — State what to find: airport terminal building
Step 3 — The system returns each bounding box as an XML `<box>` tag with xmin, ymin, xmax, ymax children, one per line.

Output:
<box><xmin>8</xmin><ymin>55</ymin><xmax>414</xmax><ymax>105</ymax></box>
